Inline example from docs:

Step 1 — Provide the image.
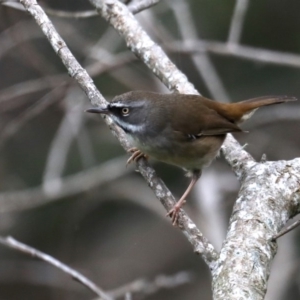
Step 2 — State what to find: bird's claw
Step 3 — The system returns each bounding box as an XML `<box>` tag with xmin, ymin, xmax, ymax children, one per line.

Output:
<box><xmin>126</xmin><ymin>148</ymin><xmax>148</xmax><ymax>166</ymax></box>
<box><xmin>166</xmin><ymin>200</ymin><xmax>186</xmax><ymax>226</ymax></box>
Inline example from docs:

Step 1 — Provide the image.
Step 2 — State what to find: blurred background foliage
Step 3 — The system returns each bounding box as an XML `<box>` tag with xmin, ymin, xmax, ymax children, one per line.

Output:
<box><xmin>0</xmin><ymin>0</ymin><xmax>300</xmax><ymax>299</ymax></box>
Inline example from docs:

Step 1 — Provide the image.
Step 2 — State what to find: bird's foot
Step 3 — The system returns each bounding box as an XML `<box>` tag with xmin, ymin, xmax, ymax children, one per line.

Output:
<box><xmin>166</xmin><ymin>200</ymin><xmax>186</xmax><ymax>226</ymax></box>
<box><xmin>126</xmin><ymin>147</ymin><xmax>148</xmax><ymax>166</ymax></box>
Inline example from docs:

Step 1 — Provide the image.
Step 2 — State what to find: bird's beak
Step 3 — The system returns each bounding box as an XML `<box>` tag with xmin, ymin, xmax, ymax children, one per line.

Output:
<box><xmin>85</xmin><ymin>106</ymin><xmax>110</xmax><ymax>115</ymax></box>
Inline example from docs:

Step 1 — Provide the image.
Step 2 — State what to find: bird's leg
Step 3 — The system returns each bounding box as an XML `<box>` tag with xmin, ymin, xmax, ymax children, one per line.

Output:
<box><xmin>126</xmin><ymin>147</ymin><xmax>148</xmax><ymax>166</ymax></box>
<box><xmin>167</xmin><ymin>171</ymin><xmax>201</xmax><ymax>226</ymax></box>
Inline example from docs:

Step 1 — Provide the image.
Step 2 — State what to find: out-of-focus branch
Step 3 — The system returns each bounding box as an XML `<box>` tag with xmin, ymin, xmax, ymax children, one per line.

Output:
<box><xmin>266</xmin><ymin>231</ymin><xmax>297</xmax><ymax>300</ymax></box>
<box><xmin>228</xmin><ymin>0</ymin><xmax>249</xmax><ymax>45</ymax></box>
<box><xmin>0</xmin><ymin>20</ymin><xmax>43</xmax><ymax>59</ymax></box>
<box><xmin>194</xmin><ymin>170</ymin><xmax>238</xmax><ymax>249</ymax></box>
<box><xmin>42</xmin><ymin>89</ymin><xmax>85</xmax><ymax>194</ymax></box>
<box><xmin>0</xmin><ymin>155</ymin><xmax>130</xmax><ymax>213</ymax></box>
<box><xmin>0</xmin><ymin>236</ymin><xmax>112</xmax><ymax>300</ymax></box>
<box><xmin>2</xmin><ymin>0</ymin><xmax>160</xmax><ymax>17</ymax></box>
<box><xmin>168</xmin><ymin>40</ymin><xmax>300</xmax><ymax>69</ymax></box>
<box><xmin>103</xmin><ymin>271</ymin><xmax>194</xmax><ymax>300</ymax></box>
<box><xmin>127</xmin><ymin>0</ymin><xmax>160</xmax><ymax>14</ymax></box>
<box><xmin>0</xmin><ymin>75</ymin><xmax>66</xmax><ymax>108</ymax></box>
<box><xmin>0</xmin><ymin>85</ymin><xmax>66</xmax><ymax>147</ymax></box>
<box><xmin>170</xmin><ymin>0</ymin><xmax>230</xmax><ymax>102</ymax></box>
<box><xmin>90</xmin><ymin>0</ymin><xmax>198</xmax><ymax>95</ymax></box>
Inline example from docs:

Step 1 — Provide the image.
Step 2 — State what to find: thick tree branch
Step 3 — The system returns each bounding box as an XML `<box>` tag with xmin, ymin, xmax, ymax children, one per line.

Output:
<box><xmin>212</xmin><ymin>158</ymin><xmax>300</xmax><ymax>299</ymax></box>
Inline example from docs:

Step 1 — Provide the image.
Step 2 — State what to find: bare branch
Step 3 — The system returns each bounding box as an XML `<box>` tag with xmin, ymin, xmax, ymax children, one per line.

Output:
<box><xmin>42</xmin><ymin>90</ymin><xmax>85</xmax><ymax>193</ymax></box>
<box><xmin>0</xmin><ymin>20</ymin><xmax>43</xmax><ymax>60</ymax></box>
<box><xmin>0</xmin><ymin>75</ymin><xmax>66</xmax><ymax>108</ymax></box>
<box><xmin>194</xmin><ymin>170</ymin><xmax>238</xmax><ymax>249</ymax></box>
<box><xmin>0</xmin><ymin>86</ymin><xmax>65</xmax><ymax>147</ymax></box>
<box><xmin>170</xmin><ymin>0</ymin><xmax>230</xmax><ymax>101</ymax></box>
<box><xmin>228</xmin><ymin>0</ymin><xmax>249</xmax><ymax>45</ymax></box>
<box><xmin>1</xmin><ymin>1</ymin><xmax>99</xmax><ymax>17</ymax></box>
<box><xmin>0</xmin><ymin>155</ymin><xmax>131</xmax><ymax>213</ymax></box>
<box><xmin>2</xmin><ymin>0</ymin><xmax>159</xmax><ymax>17</ymax></box>
<box><xmin>272</xmin><ymin>219</ymin><xmax>300</xmax><ymax>240</ymax></box>
<box><xmin>213</xmin><ymin>158</ymin><xmax>300</xmax><ymax>299</ymax></box>
<box><xmin>127</xmin><ymin>0</ymin><xmax>160</xmax><ymax>14</ymax></box>
<box><xmin>0</xmin><ymin>236</ymin><xmax>112</xmax><ymax>300</ymax></box>
<box><xmin>168</xmin><ymin>40</ymin><xmax>300</xmax><ymax>69</ymax></box>
<box><xmin>89</xmin><ymin>0</ymin><xmax>198</xmax><ymax>94</ymax></box>
<box><xmin>102</xmin><ymin>271</ymin><xmax>194</xmax><ymax>300</ymax></box>
<box><xmin>34</xmin><ymin>6</ymin><xmax>98</xmax><ymax>18</ymax></box>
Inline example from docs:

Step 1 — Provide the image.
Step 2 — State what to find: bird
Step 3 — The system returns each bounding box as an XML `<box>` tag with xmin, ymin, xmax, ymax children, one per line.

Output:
<box><xmin>86</xmin><ymin>91</ymin><xmax>297</xmax><ymax>225</ymax></box>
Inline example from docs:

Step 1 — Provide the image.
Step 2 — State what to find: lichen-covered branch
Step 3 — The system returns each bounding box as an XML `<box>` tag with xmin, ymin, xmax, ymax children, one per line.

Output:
<box><xmin>212</xmin><ymin>158</ymin><xmax>300</xmax><ymax>299</ymax></box>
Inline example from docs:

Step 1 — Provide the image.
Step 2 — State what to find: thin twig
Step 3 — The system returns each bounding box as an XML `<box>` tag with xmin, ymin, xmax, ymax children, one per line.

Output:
<box><xmin>0</xmin><ymin>236</ymin><xmax>112</xmax><ymax>300</ymax></box>
<box><xmin>0</xmin><ymin>19</ymin><xmax>43</xmax><ymax>60</ymax></box>
<box><xmin>0</xmin><ymin>75</ymin><xmax>66</xmax><ymax>108</ymax></box>
<box><xmin>272</xmin><ymin>219</ymin><xmax>300</xmax><ymax>240</ymax></box>
<box><xmin>127</xmin><ymin>0</ymin><xmax>160</xmax><ymax>14</ymax></box>
<box><xmin>0</xmin><ymin>85</ymin><xmax>66</xmax><ymax>147</ymax></box>
<box><xmin>103</xmin><ymin>271</ymin><xmax>194</xmax><ymax>300</ymax></box>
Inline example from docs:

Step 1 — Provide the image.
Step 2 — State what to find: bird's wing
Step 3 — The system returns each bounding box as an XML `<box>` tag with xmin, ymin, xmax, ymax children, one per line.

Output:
<box><xmin>170</xmin><ymin>100</ymin><xmax>243</xmax><ymax>136</ymax></box>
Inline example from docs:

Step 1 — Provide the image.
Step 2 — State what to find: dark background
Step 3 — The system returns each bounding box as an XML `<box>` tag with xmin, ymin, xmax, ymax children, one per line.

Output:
<box><xmin>0</xmin><ymin>0</ymin><xmax>299</xmax><ymax>299</ymax></box>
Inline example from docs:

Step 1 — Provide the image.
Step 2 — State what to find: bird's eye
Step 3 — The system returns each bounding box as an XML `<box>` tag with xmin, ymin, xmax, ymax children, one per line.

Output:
<box><xmin>121</xmin><ymin>107</ymin><xmax>130</xmax><ymax>116</ymax></box>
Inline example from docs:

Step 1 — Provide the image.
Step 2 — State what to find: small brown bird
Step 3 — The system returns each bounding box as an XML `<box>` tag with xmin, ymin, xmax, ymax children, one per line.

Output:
<box><xmin>87</xmin><ymin>91</ymin><xmax>296</xmax><ymax>224</ymax></box>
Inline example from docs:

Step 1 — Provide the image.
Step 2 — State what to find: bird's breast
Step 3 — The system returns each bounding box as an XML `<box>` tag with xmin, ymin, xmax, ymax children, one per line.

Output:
<box><xmin>126</xmin><ymin>132</ymin><xmax>226</xmax><ymax>171</ymax></box>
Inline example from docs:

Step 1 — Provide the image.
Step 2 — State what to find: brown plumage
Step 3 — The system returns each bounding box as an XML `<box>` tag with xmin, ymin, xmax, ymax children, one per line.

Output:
<box><xmin>86</xmin><ymin>91</ymin><xmax>297</xmax><ymax>224</ymax></box>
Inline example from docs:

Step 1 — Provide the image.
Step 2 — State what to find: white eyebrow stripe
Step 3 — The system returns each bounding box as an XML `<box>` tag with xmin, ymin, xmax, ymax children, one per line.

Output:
<box><xmin>110</xmin><ymin>100</ymin><xmax>145</xmax><ymax>108</ymax></box>
<box><xmin>110</xmin><ymin>102</ymin><xmax>125</xmax><ymax>107</ymax></box>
